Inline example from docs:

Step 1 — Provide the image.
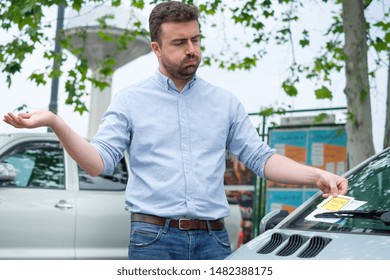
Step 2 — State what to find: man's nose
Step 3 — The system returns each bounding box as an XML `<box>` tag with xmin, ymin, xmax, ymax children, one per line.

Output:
<box><xmin>186</xmin><ymin>40</ymin><xmax>195</xmax><ymax>55</ymax></box>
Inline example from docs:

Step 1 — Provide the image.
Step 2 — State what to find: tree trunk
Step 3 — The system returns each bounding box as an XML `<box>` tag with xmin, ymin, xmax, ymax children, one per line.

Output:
<box><xmin>383</xmin><ymin>51</ymin><xmax>390</xmax><ymax>149</ymax></box>
<box><xmin>342</xmin><ymin>0</ymin><xmax>375</xmax><ymax>168</ymax></box>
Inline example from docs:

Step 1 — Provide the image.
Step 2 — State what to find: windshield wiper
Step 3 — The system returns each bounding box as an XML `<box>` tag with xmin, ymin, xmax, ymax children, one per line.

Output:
<box><xmin>315</xmin><ymin>210</ymin><xmax>390</xmax><ymax>226</ymax></box>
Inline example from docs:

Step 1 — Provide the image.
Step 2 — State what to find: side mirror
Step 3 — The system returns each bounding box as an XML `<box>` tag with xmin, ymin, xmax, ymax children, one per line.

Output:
<box><xmin>0</xmin><ymin>162</ymin><xmax>17</xmax><ymax>181</ymax></box>
<box><xmin>259</xmin><ymin>209</ymin><xmax>289</xmax><ymax>234</ymax></box>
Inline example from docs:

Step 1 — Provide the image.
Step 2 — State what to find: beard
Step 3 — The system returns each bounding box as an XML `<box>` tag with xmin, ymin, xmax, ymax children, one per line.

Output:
<box><xmin>160</xmin><ymin>54</ymin><xmax>201</xmax><ymax>82</ymax></box>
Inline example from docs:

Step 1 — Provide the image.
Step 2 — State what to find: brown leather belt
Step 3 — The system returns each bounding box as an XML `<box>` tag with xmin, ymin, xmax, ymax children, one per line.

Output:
<box><xmin>131</xmin><ymin>213</ymin><xmax>224</xmax><ymax>231</ymax></box>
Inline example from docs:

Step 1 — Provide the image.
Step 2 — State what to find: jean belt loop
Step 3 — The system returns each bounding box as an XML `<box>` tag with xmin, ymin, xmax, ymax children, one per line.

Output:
<box><xmin>162</xmin><ymin>218</ymin><xmax>171</xmax><ymax>233</ymax></box>
<box><xmin>206</xmin><ymin>220</ymin><xmax>213</xmax><ymax>235</ymax></box>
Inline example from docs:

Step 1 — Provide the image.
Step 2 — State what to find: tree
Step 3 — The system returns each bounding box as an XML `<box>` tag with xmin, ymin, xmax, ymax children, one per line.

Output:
<box><xmin>342</xmin><ymin>0</ymin><xmax>375</xmax><ymax>166</ymax></box>
<box><xmin>204</xmin><ymin>0</ymin><xmax>389</xmax><ymax>167</ymax></box>
<box><xmin>0</xmin><ymin>0</ymin><xmax>389</xmax><ymax>167</ymax></box>
<box><xmin>0</xmin><ymin>0</ymin><xmax>149</xmax><ymax>113</ymax></box>
<box><xmin>384</xmin><ymin>51</ymin><xmax>390</xmax><ymax>148</ymax></box>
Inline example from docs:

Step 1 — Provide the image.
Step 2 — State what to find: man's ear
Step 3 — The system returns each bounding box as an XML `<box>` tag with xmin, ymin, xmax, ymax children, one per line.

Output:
<box><xmin>151</xmin><ymin>42</ymin><xmax>161</xmax><ymax>57</ymax></box>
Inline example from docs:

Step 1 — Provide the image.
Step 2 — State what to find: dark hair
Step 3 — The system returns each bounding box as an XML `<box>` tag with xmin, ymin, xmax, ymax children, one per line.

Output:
<box><xmin>149</xmin><ymin>1</ymin><xmax>199</xmax><ymax>44</ymax></box>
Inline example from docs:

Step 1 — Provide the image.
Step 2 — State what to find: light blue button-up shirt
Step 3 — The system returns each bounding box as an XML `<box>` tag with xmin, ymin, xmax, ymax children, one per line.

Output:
<box><xmin>91</xmin><ymin>70</ymin><xmax>275</xmax><ymax>220</ymax></box>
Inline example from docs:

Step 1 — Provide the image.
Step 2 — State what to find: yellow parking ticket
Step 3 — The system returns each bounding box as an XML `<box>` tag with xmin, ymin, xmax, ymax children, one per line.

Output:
<box><xmin>317</xmin><ymin>195</ymin><xmax>354</xmax><ymax>211</ymax></box>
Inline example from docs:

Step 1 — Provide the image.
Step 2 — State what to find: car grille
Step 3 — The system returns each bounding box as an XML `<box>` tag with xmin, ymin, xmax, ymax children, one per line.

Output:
<box><xmin>276</xmin><ymin>234</ymin><xmax>309</xmax><ymax>256</ymax></box>
<box><xmin>257</xmin><ymin>232</ymin><xmax>288</xmax><ymax>254</ymax></box>
<box><xmin>257</xmin><ymin>233</ymin><xmax>332</xmax><ymax>258</ymax></box>
<box><xmin>298</xmin><ymin>236</ymin><xmax>332</xmax><ymax>258</ymax></box>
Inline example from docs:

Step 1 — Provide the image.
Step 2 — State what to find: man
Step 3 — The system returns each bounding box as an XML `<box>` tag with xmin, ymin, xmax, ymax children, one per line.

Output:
<box><xmin>3</xmin><ymin>1</ymin><xmax>347</xmax><ymax>260</ymax></box>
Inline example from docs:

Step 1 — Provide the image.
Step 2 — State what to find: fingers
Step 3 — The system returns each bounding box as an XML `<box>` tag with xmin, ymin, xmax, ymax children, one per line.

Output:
<box><xmin>337</xmin><ymin>177</ymin><xmax>348</xmax><ymax>195</ymax></box>
<box><xmin>3</xmin><ymin>112</ymin><xmax>18</xmax><ymax>127</ymax></box>
<box><xmin>331</xmin><ymin>176</ymin><xmax>348</xmax><ymax>197</ymax></box>
<box><xmin>322</xmin><ymin>178</ymin><xmax>348</xmax><ymax>199</ymax></box>
<box><xmin>318</xmin><ymin>183</ymin><xmax>338</xmax><ymax>198</ymax></box>
<box><xmin>3</xmin><ymin>112</ymin><xmax>30</xmax><ymax>128</ymax></box>
<box><xmin>329</xmin><ymin>180</ymin><xmax>345</xmax><ymax>198</ymax></box>
<box><xmin>17</xmin><ymin>112</ymin><xmax>32</xmax><ymax>119</ymax></box>
<box><xmin>329</xmin><ymin>179</ymin><xmax>340</xmax><ymax>198</ymax></box>
<box><xmin>317</xmin><ymin>173</ymin><xmax>348</xmax><ymax>198</ymax></box>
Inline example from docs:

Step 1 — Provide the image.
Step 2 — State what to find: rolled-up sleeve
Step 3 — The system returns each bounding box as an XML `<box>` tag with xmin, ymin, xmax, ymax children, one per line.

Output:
<box><xmin>227</xmin><ymin>96</ymin><xmax>275</xmax><ymax>178</ymax></box>
<box><xmin>90</xmin><ymin>91</ymin><xmax>132</xmax><ymax>174</ymax></box>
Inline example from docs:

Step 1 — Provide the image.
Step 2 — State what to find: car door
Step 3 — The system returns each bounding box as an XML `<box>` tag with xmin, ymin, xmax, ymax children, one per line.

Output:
<box><xmin>74</xmin><ymin>157</ymin><xmax>130</xmax><ymax>259</ymax></box>
<box><xmin>0</xmin><ymin>140</ymin><xmax>76</xmax><ymax>259</ymax></box>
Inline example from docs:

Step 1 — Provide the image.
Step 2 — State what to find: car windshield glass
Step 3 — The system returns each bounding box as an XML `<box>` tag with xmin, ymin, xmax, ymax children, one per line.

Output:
<box><xmin>283</xmin><ymin>148</ymin><xmax>390</xmax><ymax>235</ymax></box>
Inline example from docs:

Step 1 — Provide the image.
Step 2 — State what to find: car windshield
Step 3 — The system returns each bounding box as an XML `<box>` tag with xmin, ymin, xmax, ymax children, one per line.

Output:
<box><xmin>283</xmin><ymin>148</ymin><xmax>390</xmax><ymax>235</ymax></box>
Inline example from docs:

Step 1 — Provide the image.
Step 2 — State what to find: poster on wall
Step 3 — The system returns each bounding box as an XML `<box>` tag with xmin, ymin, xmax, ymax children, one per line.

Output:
<box><xmin>266</xmin><ymin>125</ymin><xmax>347</xmax><ymax>213</ymax></box>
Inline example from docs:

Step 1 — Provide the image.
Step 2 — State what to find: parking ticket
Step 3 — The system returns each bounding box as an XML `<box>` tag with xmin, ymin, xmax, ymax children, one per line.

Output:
<box><xmin>305</xmin><ymin>195</ymin><xmax>366</xmax><ymax>223</ymax></box>
<box><xmin>317</xmin><ymin>195</ymin><xmax>354</xmax><ymax>211</ymax></box>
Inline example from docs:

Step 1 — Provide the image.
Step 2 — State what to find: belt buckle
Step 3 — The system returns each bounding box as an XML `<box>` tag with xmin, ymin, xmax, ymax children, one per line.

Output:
<box><xmin>178</xmin><ymin>218</ymin><xmax>192</xmax><ymax>230</ymax></box>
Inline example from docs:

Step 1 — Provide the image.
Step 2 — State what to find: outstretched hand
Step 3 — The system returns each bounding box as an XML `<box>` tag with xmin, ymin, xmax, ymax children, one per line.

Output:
<box><xmin>317</xmin><ymin>172</ymin><xmax>348</xmax><ymax>198</ymax></box>
<box><xmin>3</xmin><ymin>110</ymin><xmax>56</xmax><ymax>129</ymax></box>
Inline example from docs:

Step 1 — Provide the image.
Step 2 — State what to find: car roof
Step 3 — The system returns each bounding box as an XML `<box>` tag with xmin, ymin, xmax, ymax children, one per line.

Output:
<box><xmin>0</xmin><ymin>132</ymin><xmax>58</xmax><ymax>139</ymax></box>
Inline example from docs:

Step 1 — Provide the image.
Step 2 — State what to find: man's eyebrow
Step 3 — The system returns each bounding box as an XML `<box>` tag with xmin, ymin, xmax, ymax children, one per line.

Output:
<box><xmin>191</xmin><ymin>34</ymin><xmax>201</xmax><ymax>40</ymax></box>
<box><xmin>171</xmin><ymin>34</ymin><xmax>201</xmax><ymax>42</ymax></box>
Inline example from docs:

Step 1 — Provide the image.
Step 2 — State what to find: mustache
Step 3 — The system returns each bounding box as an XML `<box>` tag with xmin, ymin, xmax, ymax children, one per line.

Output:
<box><xmin>183</xmin><ymin>54</ymin><xmax>200</xmax><ymax>62</ymax></box>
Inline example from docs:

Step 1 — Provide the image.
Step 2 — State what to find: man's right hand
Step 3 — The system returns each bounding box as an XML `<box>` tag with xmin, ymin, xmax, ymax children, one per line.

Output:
<box><xmin>3</xmin><ymin>110</ymin><xmax>57</xmax><ymax>129</ymax></box>
<box><xmin>3</xmin><ymin>110</ymin><xmax>104</xmax><ymax>177</ymax></box>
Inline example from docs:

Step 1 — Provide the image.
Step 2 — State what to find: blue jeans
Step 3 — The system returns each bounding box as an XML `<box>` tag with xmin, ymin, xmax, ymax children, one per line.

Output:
<box><xmin>128</xmin><ymin>220</ymin><xmax>232</xmax><ymax>260</ymax></box>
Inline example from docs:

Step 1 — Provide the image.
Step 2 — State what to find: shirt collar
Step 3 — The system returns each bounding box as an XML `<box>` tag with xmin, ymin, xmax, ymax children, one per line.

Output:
<box><xmin>154</xmin><ymin>69</ymin><xmax>197</xmax><ymax>93</ymax></box>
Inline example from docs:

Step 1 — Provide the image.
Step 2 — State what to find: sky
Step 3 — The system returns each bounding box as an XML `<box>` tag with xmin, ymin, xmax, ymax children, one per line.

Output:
<box><xmin>0</xmin><ymin>1</ymin><xmax>387</xmax><ymax>153</ymax></box>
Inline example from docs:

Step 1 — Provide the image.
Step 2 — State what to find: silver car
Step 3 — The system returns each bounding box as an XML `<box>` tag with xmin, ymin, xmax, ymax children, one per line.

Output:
<box><xmin>227</xmin><ymin>147</ymin><xmax>390</xmax><ymax>260</ymax></box>
<box><xmin>0</xmin><ymin>133</ymin><xmax>130</xmax><ymax>259</ymax></box>
<box><xmin>0</xmin><ymin>133</ymin><xmax>241</xmax><ymax>259</ymax></box>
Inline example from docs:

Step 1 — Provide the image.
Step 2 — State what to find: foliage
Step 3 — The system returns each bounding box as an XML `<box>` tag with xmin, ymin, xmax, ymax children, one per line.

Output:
<box><xmin>0</xmin><ymin>0</ymin><xmax>149</xmax><ymax>113</ymax></box>
<box><xmin>0</xmin><ymin>0</ymin><xmax>388</xmax><ymax>114</ymax></box>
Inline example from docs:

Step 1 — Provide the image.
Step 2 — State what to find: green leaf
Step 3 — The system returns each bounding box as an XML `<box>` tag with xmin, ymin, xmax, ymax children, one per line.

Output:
<box><xmin>111</xmin><ymin>0</ymin><xmax>122</xmax><ymax>7</ymax></box>
<box><xmin>372</xmin><ymin>38</ymin><xmax>388</xmax><ymax>52</ymax></box>
<box><xmin>71</xmin><ymin>0</ymin><xmax>84</xmax><ymax>12</ymax></box>
<box><xmin>299</xmin><ymin>38</ymin><xmax>310</xmax><ymax>47</ymax></box>
<box><xmin>314</xmin><ymin>86</ymin><xmax>333</xmax><ymax>99</ymax></box>
<box><xmin>258</xmin><ymin>107</ymin><xmax>274</xmax><ymax>117</ymax></box>
<box><xmin>313</xmin><ymin>113</ymin><xmax>329</xmax><ymax>124</ymax></box>
<box><xmin>360</xmin><ymin>89</ymin><xmax>368</xmax><ymax>102</ymax></box>
<box><xmin>29</xmin><ymin>72</ymin><xmax>47</xmax><ymax>86</ymax></box>
<box><xmin>282</xmin><ymin>80</ymin><xmax>298</xmax><ymax>97</ymax></box>
<box><xmin>131</xmin><ymin>0</ymin><xmax>145</xmax><ymax>9</ymax></box>
<box><xmin>97</xmin><ymin>30</ymin><xmax>115</xmax><ymax>42</ymax></box>
<box><xmin>14</xmin><ymin>104</ymin><xmax>28</xmax><ymax>112</ymax></box>
<box><xmin>5</xmin><ymin>61</ymin><xmax>21</xmax><ymax>75</ymax></box>
<box><xmin>347</xmin><ymin>111</ymin><xmax>357</xmax><ymax>125</ymax></box>
<box><xmin>374</xmin><ymin>20</ymin><xmax>390</xmax><ymax>31</ymax></box>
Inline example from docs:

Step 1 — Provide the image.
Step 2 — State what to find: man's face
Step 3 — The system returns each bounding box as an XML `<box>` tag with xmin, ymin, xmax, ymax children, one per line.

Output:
<box><xmin>151</xmin><ymin>20</ymin><xmax>201</xmax><ymax>87</ymax></box>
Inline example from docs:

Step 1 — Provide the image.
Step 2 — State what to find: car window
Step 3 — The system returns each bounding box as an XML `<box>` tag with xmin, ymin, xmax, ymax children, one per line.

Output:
<box><xmin>78</xmin><ymin>157</ymin><xmax>128</xmax><ymax>191</ymax></box>
<box><xmin>0</xmin><ymin>141</ymin><xmax>65</xmax><ymax>189</ymax></box>
<box><xmin>284</xmin><ymin>148</ymin><xmax>390</xmax><ymax>235</ymax></box>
